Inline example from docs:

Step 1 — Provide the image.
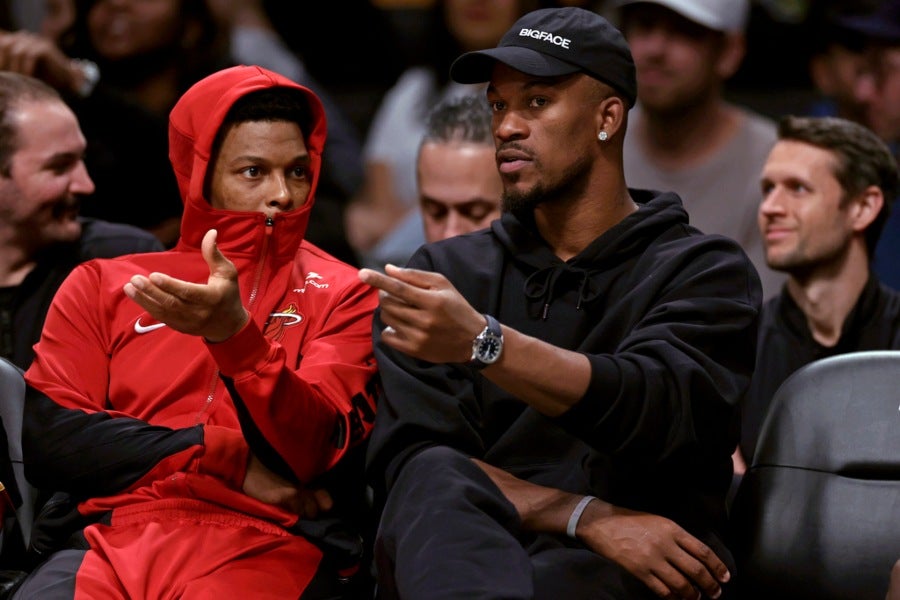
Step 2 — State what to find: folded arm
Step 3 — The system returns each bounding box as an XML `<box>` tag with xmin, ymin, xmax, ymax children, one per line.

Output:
<box><xmin>473</xmin><ymin>459</ymin><xmax>729</xmax><ymax>600</ymax></box>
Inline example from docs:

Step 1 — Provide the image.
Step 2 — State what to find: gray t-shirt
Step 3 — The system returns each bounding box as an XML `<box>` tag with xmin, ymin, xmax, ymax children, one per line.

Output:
<box><xmin>623</xmin><ymin>106</ymin><xmax>785</xmax><ymax>299</ymax></box>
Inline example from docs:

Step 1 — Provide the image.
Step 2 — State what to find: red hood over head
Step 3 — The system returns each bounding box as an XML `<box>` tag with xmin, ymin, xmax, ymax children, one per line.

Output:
<box><xmin>168</xmin><ymin>65</ymin><xmax>326</xmax><ymax>250</ymax></box>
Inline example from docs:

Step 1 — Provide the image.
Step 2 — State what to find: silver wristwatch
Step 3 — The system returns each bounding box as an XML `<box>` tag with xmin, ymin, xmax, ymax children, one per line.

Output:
<box><xmin>468</xmin><ymin>314</ymin><xmax>503</xmax><ymax>370</ymax></box>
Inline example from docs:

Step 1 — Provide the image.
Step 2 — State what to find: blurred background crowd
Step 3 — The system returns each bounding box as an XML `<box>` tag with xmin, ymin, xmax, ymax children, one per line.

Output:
<box><xmin>1</xmin><ymin>0</ymin><xmax>896</xmax><ymax>279</ymax></box>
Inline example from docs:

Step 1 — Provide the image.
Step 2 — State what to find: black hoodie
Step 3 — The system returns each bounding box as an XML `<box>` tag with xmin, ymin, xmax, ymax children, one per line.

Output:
<box><xmin>366</xmin><ymin>189</ymin><xmax>762</xmax><ymax>546</ymax></box>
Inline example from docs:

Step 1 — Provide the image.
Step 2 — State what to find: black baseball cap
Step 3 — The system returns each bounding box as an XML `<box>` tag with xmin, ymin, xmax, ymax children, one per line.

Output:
<box><xmin>449</xmin><ymin>7</ymin><xmax>637</xmax><ymax>107</ymax></box>
<box><xmin>838</xmin><ymin>0</ymin><xmax>900</xmax><ymax>43</ymax></box>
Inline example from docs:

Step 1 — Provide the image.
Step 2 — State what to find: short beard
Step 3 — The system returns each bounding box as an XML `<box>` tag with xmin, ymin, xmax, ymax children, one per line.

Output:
<box><xmin>501</xmin><ymin>152</ymin><xmax>593</xmax><ymax>216</ymax></box>
<box><xmin>502</xmin><ymin>183</ymin><xmax>543</xmax><ymax>214</ymax></box>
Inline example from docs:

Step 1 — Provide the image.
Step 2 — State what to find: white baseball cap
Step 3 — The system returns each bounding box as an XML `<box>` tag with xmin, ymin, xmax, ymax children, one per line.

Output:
<box><xmin>615</xmin><ymin>0</ymin><xmax>750</xmax><ymax>33</ymax></box>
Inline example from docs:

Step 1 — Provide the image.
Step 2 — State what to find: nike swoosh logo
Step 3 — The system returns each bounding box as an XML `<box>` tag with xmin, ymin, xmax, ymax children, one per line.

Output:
<box><xmin>134</xmin><ymin>319</ymin><xmax>167</xmax><ymax>334</ymax></box>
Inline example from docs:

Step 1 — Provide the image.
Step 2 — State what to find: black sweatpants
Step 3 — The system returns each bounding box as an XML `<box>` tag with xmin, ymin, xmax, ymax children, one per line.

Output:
<box><xmin>373</xmin><ymin>446</ymin><xmax>662</xmax><ymax>600</ymax></box>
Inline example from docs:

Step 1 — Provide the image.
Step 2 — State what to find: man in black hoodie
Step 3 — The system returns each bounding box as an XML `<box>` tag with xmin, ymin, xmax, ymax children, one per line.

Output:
<box><xmin>359</xmin><ymin>7</ymin><xmax>761</xmax><ymax>600</ymax></box>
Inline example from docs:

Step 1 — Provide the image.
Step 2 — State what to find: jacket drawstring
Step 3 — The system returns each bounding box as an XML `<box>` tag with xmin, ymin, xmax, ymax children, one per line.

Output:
<box><xmin>524</xmin><ymin>265</ymin><xmax>603</xmax><ymax>320</ymax></box>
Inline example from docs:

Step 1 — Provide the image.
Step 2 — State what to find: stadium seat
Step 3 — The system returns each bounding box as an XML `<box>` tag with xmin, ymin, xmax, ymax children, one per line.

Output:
<box><xmin>729</xmin><ymin>350</ymin><xmax>900</xmax><ymax>599</ymax></box>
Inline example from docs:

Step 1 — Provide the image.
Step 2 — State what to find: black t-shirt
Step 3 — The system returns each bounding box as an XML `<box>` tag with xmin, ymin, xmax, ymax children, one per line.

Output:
<box><xmin>740</xmin><ymin>276</ymin><xmax>900</xmax><ymax>461</ymax></box>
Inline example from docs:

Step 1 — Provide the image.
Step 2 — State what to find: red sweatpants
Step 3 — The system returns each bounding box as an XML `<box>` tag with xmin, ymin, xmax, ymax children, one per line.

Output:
<box><xmin>74</xmin><ymin>499</ymin><xmax>323</xmax><ymax>599</ymax></box>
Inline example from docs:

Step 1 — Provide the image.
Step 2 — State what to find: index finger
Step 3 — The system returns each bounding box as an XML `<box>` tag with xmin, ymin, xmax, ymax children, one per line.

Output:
<box><xmin>124</xmin><ymin>272</ymin><xmax>202</xmax><ymax>309</ymax></box>
<box><xmin>357</xmin><ymin>268</ymin><xmax>396</xmax><ymax>293</ymax></box>
<box><xmin>358</xmin><ymin>268</ymin><xmax>424</xmax><ymax>306</ymax></box>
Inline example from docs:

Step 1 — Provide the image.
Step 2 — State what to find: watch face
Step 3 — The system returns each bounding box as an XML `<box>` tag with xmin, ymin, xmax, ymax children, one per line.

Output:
<box><xmin>469</xmin><ymin>315</ymin><xmax>503</xmax><ymax>369</ymax></box>
<box><xmin>477</xmin><ymin>334</ymin><xmax>502</xmax><ymax>364</ymax></box>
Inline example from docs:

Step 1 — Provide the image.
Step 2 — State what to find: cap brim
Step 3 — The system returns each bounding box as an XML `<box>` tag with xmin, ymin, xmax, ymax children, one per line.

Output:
<box><xmin>838</xmin><ymin>14</ymin><xmax>900</xmax><ymax>43</ymax></box>
<box><xmin>450</xmin><ymin>46</ymin><xmax>581</xmax><ymax>84</ymax></box>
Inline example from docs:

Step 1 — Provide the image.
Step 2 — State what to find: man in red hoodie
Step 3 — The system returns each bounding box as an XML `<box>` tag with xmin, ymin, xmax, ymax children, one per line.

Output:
<box><xmin>12</xmin><ymin>65</ymin><xmax>379</xmax><ymax>598</ymax></box>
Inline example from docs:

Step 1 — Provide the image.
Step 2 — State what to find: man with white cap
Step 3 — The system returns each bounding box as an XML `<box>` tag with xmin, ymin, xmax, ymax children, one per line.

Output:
<box><xmin>361</xmin><ymin>6</ymin><xmax>760</xmax><ymax>599</ymax></box>
<box><xmin>616</xmin><ymin>0</ymin><xmax>784</xmax><ymax>300</ymax></box>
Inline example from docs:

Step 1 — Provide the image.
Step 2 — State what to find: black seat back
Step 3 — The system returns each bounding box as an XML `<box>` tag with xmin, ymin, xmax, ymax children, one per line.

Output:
<box><xmin>730</xmin><ymin>350</ymin><xmax>900</xmax><ymax>599</ymax></box>
<box><xmin>0</xmin><ymin>356</ymin><xmax>34</xmax><ymax>565</ymax></box>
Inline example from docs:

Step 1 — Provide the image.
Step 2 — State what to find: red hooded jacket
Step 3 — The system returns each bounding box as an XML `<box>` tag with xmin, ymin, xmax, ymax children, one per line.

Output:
<box><xmin>22</xmin><ymin>66</ymin><xmax>378</xmax><ymax>532</ymax></box>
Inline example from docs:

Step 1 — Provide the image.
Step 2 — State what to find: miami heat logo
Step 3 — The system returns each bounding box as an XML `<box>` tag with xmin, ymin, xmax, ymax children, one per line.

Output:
<box><xmin>263</xmin><ymin>304</ymin><xmax>304</xmax><ymax>341</ymax></box>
